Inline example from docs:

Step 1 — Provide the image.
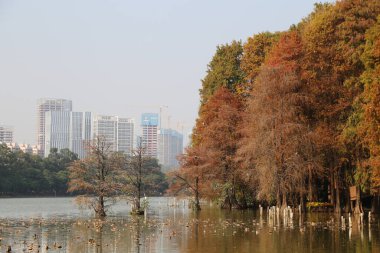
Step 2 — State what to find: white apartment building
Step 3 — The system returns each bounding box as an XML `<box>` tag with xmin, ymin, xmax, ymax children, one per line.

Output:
<box><xmin>0</xmin><ymin>125</ymin><xmax>13</xmax><ymax>143</ymax></box>
<box><xmin>93</xmin><ymin>115</ymin><xmax>134</xmax><ymax>154</ymax></box>
<box><xmin>37</xmin><ymin>98</ymin><xmax>72</xmax><ymax>156</ymax></box>
<box><xmin>6</xmin><ymin>143</ymin><xmax>36</xmax><ymax>154</ymax></box>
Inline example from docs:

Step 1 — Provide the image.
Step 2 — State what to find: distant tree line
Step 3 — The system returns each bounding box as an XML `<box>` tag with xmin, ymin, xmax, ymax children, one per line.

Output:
<box><xmin>0</xmin><ymin>144</ymin><xmax>76</xmax><ymax>196</ymax></box>
<box><xmin>170</xmin><ymin>0</ymin><xmax>380</xmax><ymax>213</ymax></box>
<box><xmin>0</xmin><ymin>141</ymin><xmax>168</xmax><ymax>202</ymax></box>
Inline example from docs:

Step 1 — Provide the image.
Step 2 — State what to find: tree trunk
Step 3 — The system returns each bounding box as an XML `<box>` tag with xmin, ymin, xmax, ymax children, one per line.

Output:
<box><xmin>276</xmin><ymin>189</ymin><xmax>281</xmax><ymax>208</ymax></box>
<box><xmin>330</xmin><ymin>171</ymin><xmax>335</xmax><ymax>206</ymax></box>
<box><xmin>354</xmin><ymin>186</ymin><xmax>363</xmax><ymax>214</ymax></box>
<box><xmin>194</xmin><ymin>177</ymin><xmax>201</xmax><ymax>211</ymax></box>
<box><xmin>300</xmin><ymin>191</ymin><xmax>306</xmax><ymax>213</ymax></box>
<box><xmin>371</xmin><ymin>194</ymin><xmax>380</xmax><ymax>213</ymax></box>
<box><xmin>344</xmin><ymin>187</ymin><xmax>351</xmax><ymax>213</ymax></box>
<box><xmin>335</xmin><ymin>189</ymin><xmax>341</xmax><ymax>213</ymax></box>
<box><xmin>221</xmin><ymin>190</ymin><xmax>231</xmax><ymax>209</ymax></box>
<box><xmin>281</xmin><ymin>194</ymin><xmax>287</xmax><ymax>210</ymax></box>
<box><xmin>137</xmin><ymin>152</ymin><xmax>142</xmax><ymax>213</ymax></box>
<box><xmin>334</xmin><ymin>172</ymin><xmax>341</xmax><ymax>213</ymax></box>
<box><xmin>308</xmin><ymin>165</ymin><xmax>314</xmax><ymax>202</ymax></box>
<box><xmin>237</xmin><ymin>189</ymin><xmax>248</xmax><ymax>209</ymax></box>
<box><xmin>230</xmin><ymin>177</ymin><xmax>241</xmax><ymax>209</ymax></box>
<box><xmin>97</xmin><ymin>195</ymin><xmax>106</xmax><ymax>218</ymax></box>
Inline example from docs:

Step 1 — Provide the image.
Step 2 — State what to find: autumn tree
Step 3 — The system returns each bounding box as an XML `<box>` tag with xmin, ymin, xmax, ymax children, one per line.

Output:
<box><xmin>238</xmin><ymin>29</ymin><xmax>322</xmax><ymax>209</ymax></box>
<box><xmin>168</xmin><ymin>146</ymin><xmax>208</xmax><ymax>211</ymax></box>
<box><xmin>68</xmin><ymin>136</ymin><xmax>123</xmax><ymax>217</ymax></box>
<box><xmin>121</xmin><ymin>138</ymin><xmax>165</xmax><ymax>214</ymax></box>
<box><xmin>360</xmin><ymin>17</ymin><xmax>380</xmax><ymax>191</ymax></box>
<box><xmin>194</xmin><ymin>87</ymin><xmax>245</xmax><ymax>208</ymax></box>
<box><xmin>199</xmin><ymin>41</ymin><xmax>245</xmax><ymax>105</ymax></box>
<box><xmin>267</xmin><ymin>30</ymin><xmax>323</xmax><ymax>208</ymax></box>
<box><xmin>239</xmin><ymin>65</ymin><xmax>311</xmax><ymax>209</ymax></box>
<box><xmin>348</xmin><ymin>17</ymin><xmax>380</xmax><ymax>212</ymax></box>
<box><xmin>241</xmin><ymin>32</ymin><xmax>279</xmax><ymax>84</ymax></box>
<box><xmin>122</xmin><ymin>141</ymin><xmax>145</xmax><ymax>215</ymax></box>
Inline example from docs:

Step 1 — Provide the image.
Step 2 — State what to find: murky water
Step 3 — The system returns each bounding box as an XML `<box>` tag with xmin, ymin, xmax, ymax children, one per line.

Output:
<box><xmin>0</xmin><ymin>197</ymin><xmax>379</xmax><ymax>253</ymax></box>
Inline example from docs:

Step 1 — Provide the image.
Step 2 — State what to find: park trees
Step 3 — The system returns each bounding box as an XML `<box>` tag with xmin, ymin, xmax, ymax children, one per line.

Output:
<box><xmin>176</xmin><ymin>0</ymin><xmax>380</xmax><ymax>212</ymax></box>
<box><xmin>302</xmin><ymin>0</ymin><xmax>380</xmax><ymax>212</ymax></box>
<box><xmin>44</xmin><ymin>148</ymin><xmax>78</xmax><ymax>195</ymax></box>
<box><xmin>360</xmin><ymin>18</ymin><xmax>380</xmax><ymax>191</ymax></box>
<box><xmin>347</xmin><ymin>17</ymin><xmax>380</xmax><ymax>212</ymax></box>
<box><xmin>0</xmin><ymin>144</ymin><xmax>77</xmax><ymax>196</ymax></box>
<box><xmin>0</xmin><ymin>144</ymin><xmax>15</xmax><ymax>194</ymax></box>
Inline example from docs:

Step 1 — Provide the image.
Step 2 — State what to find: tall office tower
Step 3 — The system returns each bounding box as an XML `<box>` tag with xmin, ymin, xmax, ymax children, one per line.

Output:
<box><xmin>117</xmin><ymin>118</ymin><xmax>134</xmax><ymax>154</ymax></box>
<box><xmin>93</xmin><ymin>115</ymin><xmax>134</xmax><ymax>154</ymax></box>
<box><xmin>44</xmin><ymin>111</ymin><xmax>92</xmax><ymax>158</ymax></box>
<box><xmin>0</xmin><ymin>125</ymin><xmax>13</xmax><ymax>143</ymax></box>
<box><xmin>83</xmin><ymin>112</ymin><xmax>92</xmax><ymax>142</ymax></box>
<box><xmin>93</xmin><ymin>115</ymin><xmax>118</xmax><ymax>151</ymax></box>
<box><xmin>45</xmin><ymin>111</ymin><xmax>70</xmax><ymax>157</ymax></box>
<box><xmin>37</xmin><ymin>98</ymin><xmax>72</xmax><ymax>156</ymax></box>
<box><xmin>70</xmin><ymin>112</ymin><xmax>84</xmax><ymax>158</ymax></box>
<box><xmin>69</xmin><ymin>112</ymin><xmax>92</xmax><ymax>158</ymax></box>
<box><xmin>141</xmin><ymin>113</ymin><xmax>159</xmax><ymax>158</ymax></box>
<box><xmin>158</xmin><ymin>128</ymin><xmax>183</xmax><ymax>172</ymax></box>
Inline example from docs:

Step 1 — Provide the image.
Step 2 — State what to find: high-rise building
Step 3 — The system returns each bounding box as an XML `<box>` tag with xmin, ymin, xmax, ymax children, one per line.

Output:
<box><xmin>141</xmin><ymin>113</ymin><xmax>159</xmax><ymax>158</ymax></box>
<box><xmin>93</xmin><ymin>115</ymin><xmax>134</xmax><ymax>154</ymax></box>
<box><xmin>70</xmin><ymin>112</ymin><xmax>92</xmax><ymax>158</ymax></box>
<box><xmin>45</xmin><ymin>111</ymin><xmax>70</xmax><ymax>157</ymax></box>
<box><xmin>44</xmin><ymin>111</ymin><xmax>92</xmax><ymax>158</ymax></box>
<box><xmin>117</xmin><ymin>118</ymin><xmax>134</xmax><ymax>154</ymax></box>
<box><xmin>37</xmin><ymin>98</ymin><xmax>72</xmax><ymax>156</ymax></box>
<box><xmin>93</xmin><ymin>115</ymin><xmax>118</xmax><ymax>151</ymax></box>
<box><xmin>158</xmin><ymin>128</ymin><xmax>183</xmax><ymax>172</ymax></box>
<box><xmin>0</xmin><ymin>125</ymin><xmax>13</xmax><ymax>143</ymax></box>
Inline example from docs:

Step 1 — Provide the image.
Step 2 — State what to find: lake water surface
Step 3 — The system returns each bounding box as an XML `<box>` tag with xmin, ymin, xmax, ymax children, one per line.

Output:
<box><xmin>0</xmin><ymin>197</ymin><xmax>379</xmax><ymax>253</ymax></box>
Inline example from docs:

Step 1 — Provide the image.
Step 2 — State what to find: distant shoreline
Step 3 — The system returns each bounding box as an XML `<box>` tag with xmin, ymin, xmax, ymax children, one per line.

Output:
<box><xmin>0</xmin><ymin>194</ymin><xmax>74</xmax><ymax>199</ymax></box>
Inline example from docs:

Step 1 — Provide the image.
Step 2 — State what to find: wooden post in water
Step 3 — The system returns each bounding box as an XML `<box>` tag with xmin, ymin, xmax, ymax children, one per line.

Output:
<box><xmin>348</xmin><ymin>213</ymin><xmax>352</xmax><ymax>227</ymax></box>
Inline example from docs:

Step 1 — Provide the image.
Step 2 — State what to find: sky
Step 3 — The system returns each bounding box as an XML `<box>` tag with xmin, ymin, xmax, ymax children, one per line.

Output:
<box><xmin>0</xmin><ymin>0</ymin><xmax>334</xmax><ymax>146</ymax></box>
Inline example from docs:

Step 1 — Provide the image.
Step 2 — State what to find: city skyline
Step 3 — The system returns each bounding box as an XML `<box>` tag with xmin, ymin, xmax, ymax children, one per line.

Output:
<box><xmin>0</xmin><ymin>96</ymin><xmax>186</xmax><ymax>147</ymax></box>
<box><xmin>2</xmin><ymin>97</ymin><xmax>184</xmax><ymax>165</ymax></box>
<box><xmin>0</xmin><ymin>0</ymin><xmax>333</xmax><ymax>146</ymax></box>
<box><xmin>1</xmin><ymin>98</ymin><xmax>184</xmax><ymax>171</ymax></box>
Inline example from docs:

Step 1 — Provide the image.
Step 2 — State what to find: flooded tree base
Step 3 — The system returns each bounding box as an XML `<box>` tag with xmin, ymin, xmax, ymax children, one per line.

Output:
<box><xmin>130</xmin><ymin>210</ymin><xmax>144</xmax><ymax>215</ymax></box>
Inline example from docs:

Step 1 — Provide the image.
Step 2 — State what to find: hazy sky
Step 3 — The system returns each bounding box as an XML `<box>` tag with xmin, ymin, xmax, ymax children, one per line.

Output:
<box><xmin>0</xmin><ymin>0</ymin><xmax>333</xmax><ymax>145</ymax></box>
